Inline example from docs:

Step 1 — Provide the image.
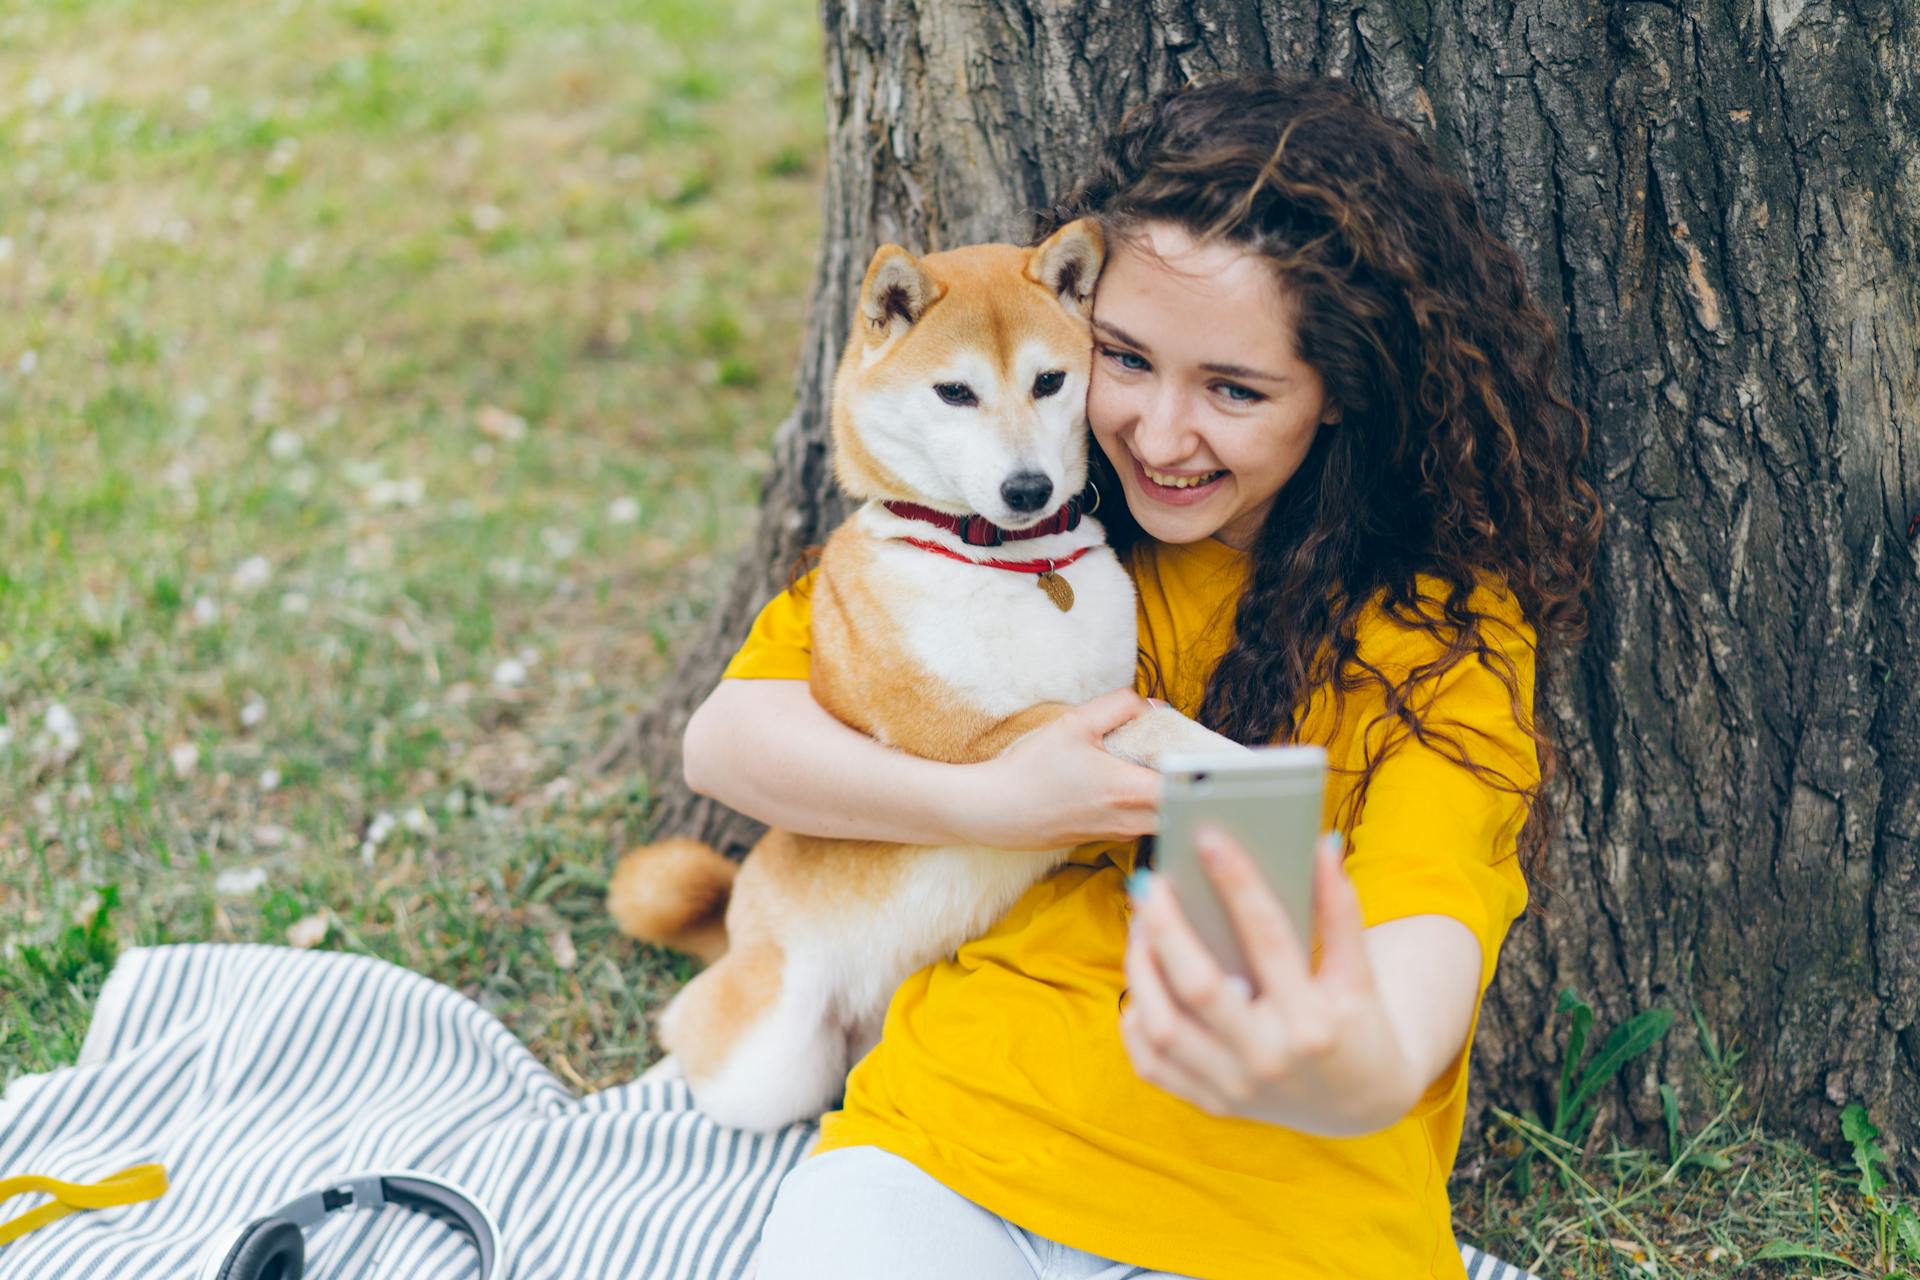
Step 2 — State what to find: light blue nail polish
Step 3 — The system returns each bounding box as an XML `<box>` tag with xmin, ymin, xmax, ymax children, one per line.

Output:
<box><xmin>1328</xmin><ymin>831</ymin><xmax>1344</xmax><ymax>854</ymax></box>
<box><xmin>1126</xmin><ymin>868</ymin><xmax>1155</xmax><ymax>899</ymax></box>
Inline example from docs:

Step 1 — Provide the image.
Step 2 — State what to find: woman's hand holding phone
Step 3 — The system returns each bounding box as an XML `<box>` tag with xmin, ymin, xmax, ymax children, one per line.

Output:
<box><xmin>1119</xmin><ymin>825</ymin><xmax>1429</xmax><ymax>1137</ymax></box>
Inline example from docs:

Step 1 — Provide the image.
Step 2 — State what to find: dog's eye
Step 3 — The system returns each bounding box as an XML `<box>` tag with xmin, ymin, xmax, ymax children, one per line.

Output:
<box><xmin>1032</xmin><ymin>370</ymin><xmax>1066</xmax><ymax>399</ymax></box>
<box><xmin>934</xmin><ymin>383</ymin><xmax>978</xmax><ymax>407</ymax></box>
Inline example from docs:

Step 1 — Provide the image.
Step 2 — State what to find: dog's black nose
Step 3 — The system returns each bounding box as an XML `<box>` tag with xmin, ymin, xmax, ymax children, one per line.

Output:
<box><xmin>1001</xmin><ymin>471</ymin><xmax>1053</xmax><ymax>513</ymax></box>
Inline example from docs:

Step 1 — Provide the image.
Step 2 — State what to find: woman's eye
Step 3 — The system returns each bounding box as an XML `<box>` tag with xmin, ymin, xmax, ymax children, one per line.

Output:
<box><xmin>1216</xmin><ymin>382</ymin><xmax>1264</xmax><ymax>403</ymax></box>
<box><xmin>1032</xmin><ymin>370</ymin><xmax>1066</xmax><ymax>399</ymax></box>
<box><xmin>1100</xmin><ymin>346</ymin><xmax>1149</xmax><ymax>372</ymax></box>
<box><xmin>934</xmin><ymin>382</ymin><xmax>978</xmax><ymax>407</ymax></box>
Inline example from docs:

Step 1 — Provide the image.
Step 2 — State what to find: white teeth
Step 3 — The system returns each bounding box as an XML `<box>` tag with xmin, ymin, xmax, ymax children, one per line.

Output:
<box><xmin>1142</xmin><ymin>464</ymin><xmax>1223</xmax><ymax>489</ymax></box>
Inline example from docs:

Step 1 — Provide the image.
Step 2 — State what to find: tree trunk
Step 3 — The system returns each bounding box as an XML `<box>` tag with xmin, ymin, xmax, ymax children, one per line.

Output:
<box><xmin>598</xmin><ymin>0</ymin><xmax>1920</xmax><ymax>1167</ymax></box>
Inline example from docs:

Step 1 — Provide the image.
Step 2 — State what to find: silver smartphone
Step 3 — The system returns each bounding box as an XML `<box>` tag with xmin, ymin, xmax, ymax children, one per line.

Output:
<box><xmin>1153</xmin><ymin>745</ymin><xmax>1328</xmax><ymax>981</ymax></box>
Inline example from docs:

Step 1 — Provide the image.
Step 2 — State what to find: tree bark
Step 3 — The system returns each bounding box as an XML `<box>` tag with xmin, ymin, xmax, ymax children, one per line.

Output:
<box><xmin>598</xmin><ymin>0</ymin><xmax>1920</xmax><ymax>1167</ymax></box>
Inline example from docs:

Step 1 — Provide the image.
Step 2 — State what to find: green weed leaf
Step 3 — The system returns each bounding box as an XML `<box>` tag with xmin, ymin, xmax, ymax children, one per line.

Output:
<box><xmin>1562</xmin><ymin>1008</ymin><xmax>1674</xmax><ymax>1142</ymax></box>
<box><xmin>1750</xmin><ymin>1240</ymin><xmax>1857</xmax><ymax>1265</ymax></box>
<box><xmin>1843</xmin><ymin>1101</ymin><xmax>1889</xmax><ymax>1199</ymax></box>
<box><xmin>1660</xmin><ymin>1083</ymin><xmax>1681</xmax><ymax>1165</ymax></box>
<box><xmin>1552</xmin><ymin>987</ymin><xmax>1593</xmax><ymax>1135</ymax></box>
<box><xmin>1894</xmin><ymin>1204</ymin><xmax>1920</xmax><ymax>1261</ymax></box>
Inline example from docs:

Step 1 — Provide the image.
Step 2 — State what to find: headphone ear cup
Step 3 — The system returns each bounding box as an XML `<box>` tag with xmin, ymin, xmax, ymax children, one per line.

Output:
<box><xmin>216</xmin><ymin>1217</ymin><xmax>306</xmax><ymax>1280</ymax></box>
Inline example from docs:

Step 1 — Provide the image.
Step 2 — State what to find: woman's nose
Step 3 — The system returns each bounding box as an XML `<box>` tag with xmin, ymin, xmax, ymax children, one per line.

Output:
<box><xmin>1130</xmin><ymin>384</ymin><xmax>1200</xmax><ymax>467</ymax></box>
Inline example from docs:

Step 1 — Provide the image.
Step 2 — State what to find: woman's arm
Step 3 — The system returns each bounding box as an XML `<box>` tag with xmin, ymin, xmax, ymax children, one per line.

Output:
<box><xmin>682</xmin><ymin>678</ymin><xmax>1164</xmax><ymax>850</ymax></box>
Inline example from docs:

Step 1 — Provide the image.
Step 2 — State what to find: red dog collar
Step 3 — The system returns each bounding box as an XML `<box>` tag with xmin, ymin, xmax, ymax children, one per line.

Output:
<box><xmin>882</xmin><ymin>484</ymin><xmax>1092</xmax><ymax>548</ymax></box>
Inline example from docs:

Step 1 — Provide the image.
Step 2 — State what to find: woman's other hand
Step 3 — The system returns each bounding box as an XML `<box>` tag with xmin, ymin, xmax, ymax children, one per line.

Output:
<box><xmin>1119</xmin><ymin>826</ymin><xmax>1481</xmax><ymax>1136</ymax></box>
<box><xmin>955</xmin><ymin>688</ymin><xmax>1164</xmax><ymax>850</ymax></box>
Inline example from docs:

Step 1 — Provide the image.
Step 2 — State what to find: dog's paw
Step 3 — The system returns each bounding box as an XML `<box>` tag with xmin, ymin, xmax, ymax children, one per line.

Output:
<box><xmin>1100</xmin><ymin>705</ymin><xmax>1247</xmax><ymax>769</ymax></box>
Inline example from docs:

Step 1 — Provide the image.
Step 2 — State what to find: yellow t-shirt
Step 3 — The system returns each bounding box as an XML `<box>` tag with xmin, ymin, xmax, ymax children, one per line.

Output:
<box><xmin>720</xmin><ymin>534</ymin><xmax>1535</xmax><ymax>1279</ymax></box>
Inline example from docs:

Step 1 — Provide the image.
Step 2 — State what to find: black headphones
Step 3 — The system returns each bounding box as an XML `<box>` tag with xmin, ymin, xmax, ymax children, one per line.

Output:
<box><xmin>194</xmin><ymin>1170</ymin><xmax>502</xmax><ymax>1279</ymax></box>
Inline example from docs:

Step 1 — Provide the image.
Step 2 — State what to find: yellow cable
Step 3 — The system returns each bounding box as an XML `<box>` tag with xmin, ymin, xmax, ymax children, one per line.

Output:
<box><xmin>0</xmin><ymin>1164</ymin><xmax>169</xmax><ymax>1247</ymax></box>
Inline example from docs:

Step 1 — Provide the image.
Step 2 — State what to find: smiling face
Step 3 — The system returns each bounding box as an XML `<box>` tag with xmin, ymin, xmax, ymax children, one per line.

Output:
<box><xmin>1087</xmin><ymin>220</ymin><xmax>1340</xmax><ymax>550</ymax></box>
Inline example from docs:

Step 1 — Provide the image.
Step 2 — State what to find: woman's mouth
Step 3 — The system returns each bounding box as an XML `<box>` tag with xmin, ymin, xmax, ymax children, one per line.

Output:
<box><xmin>1130</xmin><ymin>452</ymin><xmax>1227</xmax><ymax>505</ymax></box>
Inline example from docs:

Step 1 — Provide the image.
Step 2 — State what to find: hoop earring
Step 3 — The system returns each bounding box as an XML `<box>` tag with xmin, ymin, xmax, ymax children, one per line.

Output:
<box><xmin>1082</xmin><ymin>477</ymin><xmax>1102</xmax><ymax>517</ymax></box>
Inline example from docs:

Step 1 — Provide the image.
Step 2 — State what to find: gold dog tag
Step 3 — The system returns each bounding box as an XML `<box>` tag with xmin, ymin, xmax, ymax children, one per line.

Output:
<box><xmin>1036</xmin><ymin>570</ymin><xmax>1073</xmax><ymax>612</ymax></box>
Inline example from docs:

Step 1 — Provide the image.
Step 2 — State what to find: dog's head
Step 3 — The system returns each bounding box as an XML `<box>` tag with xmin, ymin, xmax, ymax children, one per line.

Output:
<box><xmin>829</xmin><ymin>219</ymin><xmax>1104</xmax><ymax>527</ymax></box>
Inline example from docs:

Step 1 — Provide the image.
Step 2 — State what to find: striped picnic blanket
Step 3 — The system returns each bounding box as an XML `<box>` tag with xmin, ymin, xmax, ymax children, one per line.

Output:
<box><xmin>0</xmin><ymin>944</ymin><xmax>1536</xmax><ymax>1278</ymax></box>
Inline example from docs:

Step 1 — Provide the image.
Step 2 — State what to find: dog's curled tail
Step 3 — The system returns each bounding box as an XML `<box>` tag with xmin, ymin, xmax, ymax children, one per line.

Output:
<box><xmin>607</xmin><ymin>837</ymin><xmax>736</xmax><ymax>964</ymax></box>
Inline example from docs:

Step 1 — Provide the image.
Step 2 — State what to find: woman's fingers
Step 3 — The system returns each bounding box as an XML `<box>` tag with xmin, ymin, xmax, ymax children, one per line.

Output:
<box><xmin>1121</xmin><ymin>915</ymin><xmax>1242</xmax><ymax>1112</ymax></box>
<box><xmin>1308</xmin><ymin>837</ymin><xmax>1369</xmax><ymax>987</ymax></box>
<box><xmin>1079</xmin><ymin>686</ymin><xmax>1153</xmax><ymax>738</ymax></box>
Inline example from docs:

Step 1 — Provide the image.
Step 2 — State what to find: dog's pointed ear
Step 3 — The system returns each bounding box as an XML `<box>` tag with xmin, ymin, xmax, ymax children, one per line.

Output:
<box><xmin>857</xmin><ymin>245</ymin><xmax>941</xmax><ymax>344</ymax></box>
<box><xmin>1026</xmin><ymin>218</ymin><xmax>1104</xmax><ymax>318</ymax></box>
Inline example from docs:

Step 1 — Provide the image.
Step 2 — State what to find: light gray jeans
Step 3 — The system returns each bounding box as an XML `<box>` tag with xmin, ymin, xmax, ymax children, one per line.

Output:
<box><xmin>753</xmin><ymin>1144</ymin><xmax>1199</xmax><ymax>1280</ymax></box>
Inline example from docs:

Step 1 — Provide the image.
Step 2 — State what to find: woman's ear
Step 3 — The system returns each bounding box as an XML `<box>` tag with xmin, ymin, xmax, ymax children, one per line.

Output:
<box><xmin>1026</xmin><ymin>218</ymin><xmax>1104</xmax><ymax>317</ymax></box>
<box><xmin>857</xmin><ymin>245</ymin><xmax>941</xmax><ymax>344</ymax></box>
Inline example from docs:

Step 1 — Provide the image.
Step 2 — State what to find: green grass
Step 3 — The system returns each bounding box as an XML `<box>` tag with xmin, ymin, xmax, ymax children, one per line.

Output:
<box><xmin>1</xmin><ymin>0</ymin><xmax>819</xmax><ymax>1091</ymax></box>
<box><xmin>0</xmin><ymin>3</ymin><xmax>1903</xmax><ymax>1276</ymax></box>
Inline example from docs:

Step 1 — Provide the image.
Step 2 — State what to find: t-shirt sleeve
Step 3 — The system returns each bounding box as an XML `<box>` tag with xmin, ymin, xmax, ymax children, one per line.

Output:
<box><xmin>1339</xmin><ymin>588</ymin><xmax>1538</xmax><ymax>1112</ymax></box>
<box><xmin>718</xmin><ymin>566</ymin><xmax>820</xmax><ymax>681</ymax></box>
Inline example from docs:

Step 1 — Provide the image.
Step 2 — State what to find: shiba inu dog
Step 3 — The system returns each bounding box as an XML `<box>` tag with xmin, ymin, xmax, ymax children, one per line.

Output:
<box><xmin>608</xmin><ymin>219</ymin><xmax>1244</xmax><ymax>1131</ymax></box>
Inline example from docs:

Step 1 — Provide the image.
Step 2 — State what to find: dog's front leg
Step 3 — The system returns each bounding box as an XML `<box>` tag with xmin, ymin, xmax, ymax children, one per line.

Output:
<box><xmin>1099</xmin><ymin>704</ymin><xmax>1248</xmax><ymax>769</ymax></box>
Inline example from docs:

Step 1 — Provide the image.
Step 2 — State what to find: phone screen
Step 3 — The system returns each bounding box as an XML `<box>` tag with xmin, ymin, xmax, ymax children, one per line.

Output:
<box><xmin>1152</xmin><ymin>746</ymin><xmax>1326</xmax><ymax>982</ymax></box>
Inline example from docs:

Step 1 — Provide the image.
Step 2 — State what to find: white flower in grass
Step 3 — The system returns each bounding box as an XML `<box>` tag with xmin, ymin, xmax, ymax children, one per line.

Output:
<box><xmin>279</xmin><ymin>592</ymin><xmax>309</xmax><ymax>615</ymax></box>
<box><xmin>215</xmin><ymin>866</ymin><xmax>268</xmax><ymax>896</ymax></box>
<box><xmin>240</xmin><ymin>696</ymin><xmax>267</xmax><ymax>728</ymax></box>
<box><xmin>17</xmin><ymin>350</ymin><xmax>36</xmax><ymax>376</ymax></box>
<box><xmin>547</xmin><ymin>927</ymin><xmax>577</xmax><ymax>971</ymax></box>
<box><xmin>265</xmin><ymin>137</ymin><xmax>300</xmax><ymax>175</ymax></box>
<box><xmin>402</xmin><ymin>806</ymin><xmax>431</xmax><ymax>835</ymax></box>
<box><xmin>169</xmin><ymin>741</ymin><xmax>199</xmax><ymax>778</ymax></box>
<box><xmin>191</xmin><ymin>596</ymin><xmax>219</xmax><ymax>626</ymax></box>
<box><xmin>491</xmin><ymin>658</ymin><xmax>527</xmax><ymax>690</ymax></box>
<box><xmin>607</xmin><ymin>496</ymin><xmax>641</xmax><ymax>524</ymax></box>
<box><xmin>258</xmin><ymin>767</ymin><xmax>281</xmax><ymax>791</ymax></box>
<box><xmin>541</xmin><ymin>526</ymin><xmax>578</xmax><ymax>559</ymax></box>
<box><xmin>43</xmin><ymin>703</ymin><xmax>79</xmax><ymax>751</ymax></box>
<box><xmin>359</xmin><ymin>810</ymin><xmax>396</xmax><ymax>865</ymax></box>
<box><xmin>231</xmin><ymin>555</ymin><xmax>272</xmax><ymax>591</ymax></box>
<box><xmin>267</xmin><ymin>428</ymin><xmax>302</xmax><ymax>460</ymax></box>
<box><xmin>364</xmin><ymin>477</ymin><xmax>424</xmax><ymax>508</ymax></box>
<box><xmin>0</xmin><ymin>723</ymin><xmax>13</xmax><ymax>749</ymax></box>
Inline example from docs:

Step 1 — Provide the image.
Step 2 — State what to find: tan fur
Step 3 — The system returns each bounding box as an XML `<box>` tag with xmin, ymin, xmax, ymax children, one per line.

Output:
<box><xmin>607</xmin><ymin>837</ymin><xmax>736</xmax><ymax>964</ymax></box>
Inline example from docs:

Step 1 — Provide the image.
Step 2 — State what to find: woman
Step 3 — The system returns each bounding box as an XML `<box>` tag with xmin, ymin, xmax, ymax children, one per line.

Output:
<box><xmin>681</xmin><ymin>72</ymin><xmax>1600</xmax><ymax>1278</ymax></box>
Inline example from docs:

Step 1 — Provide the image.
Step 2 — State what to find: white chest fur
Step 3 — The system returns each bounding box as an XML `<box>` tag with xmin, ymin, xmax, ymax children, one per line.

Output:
<box><xmin>852</xmin><ymin>506</ymin><xmax>1139</xmax><ymax>717</ymax></box>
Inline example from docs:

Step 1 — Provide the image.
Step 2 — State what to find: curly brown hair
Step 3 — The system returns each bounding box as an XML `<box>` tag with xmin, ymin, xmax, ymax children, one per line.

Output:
<box><xmin>1036</xmin><ymin>72</ymin><xmax>1603</xmax><ymax>889</ymax></box>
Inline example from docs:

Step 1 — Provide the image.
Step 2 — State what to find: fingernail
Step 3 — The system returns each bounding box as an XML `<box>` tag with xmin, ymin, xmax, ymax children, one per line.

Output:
<box><xmin>1126</xmin><ymin>868</ymin><xmax>1155</xmax><ymax>900</ymax></box>
<box><xmin>1147</xmin><ymin>697</ymin><xmax>1169</xmax><ymax>710</ymax></box>
<box><xmin>1327</xmin><ymin>830</ymin><xmax>1344</xmax><ymax>855</ymax></box>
